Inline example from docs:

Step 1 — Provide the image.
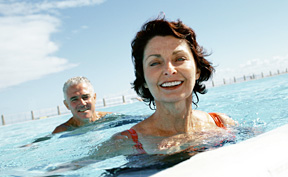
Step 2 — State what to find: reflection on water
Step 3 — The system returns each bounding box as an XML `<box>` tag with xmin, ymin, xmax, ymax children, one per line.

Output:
<box><xmin>1</xmin><ymin>74</ymin><xmax>287</xmax><ymax>177</ymax></box>
<box><xmin>45</xmin><ymin>114</ymin><xmax>263</xmax><ymax>177</ymax></box>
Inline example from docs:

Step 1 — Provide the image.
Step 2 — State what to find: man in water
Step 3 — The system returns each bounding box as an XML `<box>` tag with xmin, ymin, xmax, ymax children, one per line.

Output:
<box><xmin>21</xmin><ymin>77</ymin><xmax>110</xmax><ymax>147</ymax></box>
<box><xmin>52</xmin><ymin>76</ymin><xmax>111</xmax><ymax>133</ymax></box>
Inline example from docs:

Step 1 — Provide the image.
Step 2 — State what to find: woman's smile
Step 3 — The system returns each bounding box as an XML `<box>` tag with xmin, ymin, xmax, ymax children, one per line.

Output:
<box><xmin>160</xmin><ymin>81</ymin><xmax>183</xmax><ymax>88</ymax></box>
<box><xmin>143</xmin><ymin>35</ymin><xmax>200</xmax><ymax>102</ymax></box>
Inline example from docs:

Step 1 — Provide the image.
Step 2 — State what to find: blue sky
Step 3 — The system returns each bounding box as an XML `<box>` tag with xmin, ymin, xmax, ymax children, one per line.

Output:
<box><xmin>0</xmin><ymin>0</ymin><xmax>288</xmax><ymax>115</ymax></box>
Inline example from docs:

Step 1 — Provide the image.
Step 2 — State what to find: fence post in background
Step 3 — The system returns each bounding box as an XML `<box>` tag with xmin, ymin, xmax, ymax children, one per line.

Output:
<box><xmin>270</xmin><ymin>71</ymin><xmax>272</xmax><ymax>76</ymax></box>
<box><xmin>212</xmin><ymin>81</ymin><xmax>215</xmax><ymax>87</ymax></box>
<box><xmin>223</xmin><ymin>78</ymin><xmax>226</xmax><ymax>85</ymax></box>
<box><xmin>122</xmin><ymin>95</ymin><xmax>126</xmax><ymax>103</ymax></box>
<box><xmin>261</xmin><ymin>72</ymin><xmax>264</xmax><ymax>78</ymax></box>
<box><xmin>253</xmin><ymin>74</ymin><xmax>255</xmax><ymax>79</ymax></box>
<box><xmin>103</xmin><ymin>98</ymin><xmax>106</xmax><ymax>107</ymax></box>
<box><xmin>1</xmin><ymin>115</ymin><xmax>5</xmax><ymax>125</ymax></box>
<box><xmin>31</xmin><ymin>111</ymin><xmax>35</xmax><ymax>120</ymax></box>
<box><xmin>278</xmin><ymin>70</ymin><xmax>280</xmax><ymax>75</ymax></box>
<box><xmin>243</xmin><ymin>75</ymin><xmax>246</xmax><ymax>81</ymax></box>
<box><xmin>286</xmin><ymin>68</ymin><xmax>288</xmax><ymax>73</ymax></box>
<box><xmin>57</xmin><ymin>106</ymin><xmax>61</xmax><ymax>115</ymax></box>
<box><xmin>233</xmin><ymin>77</ymin><xmax>236</xmax><ymax>83</ymax></box>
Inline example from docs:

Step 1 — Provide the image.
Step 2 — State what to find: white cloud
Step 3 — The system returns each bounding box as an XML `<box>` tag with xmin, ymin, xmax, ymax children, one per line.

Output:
<box><xmin>0</xmin><ymin>15</ymin><xmax>78</xmax><ymax>89</ymax></box>
<box><xmin>0</xmin><ymin>0</ymin><xmax>105</xmax><ymax>90</ymax></box>
<box><xmin>214</xmin><ymin>55</ymin><xmax>288</xmax><ymax>82</ymax></box>
<box><xmin>72</xmin><ymin>25</ymin><xmax>89</xmax><ymax>34</ymax></box>
<box><xmin>0</xmin><ymin>0</ymin><xmax>105</xmax><ymax>15</ymax></box>
<box><xmin>238</xmin><ymin>55</ymin><xmax>288</xmax><ymax>75</ymax></box>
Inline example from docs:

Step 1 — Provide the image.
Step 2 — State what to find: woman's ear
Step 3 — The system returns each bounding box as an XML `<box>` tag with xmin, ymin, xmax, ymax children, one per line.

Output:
<box><xmin>196</xmin><ymin>68</ymin><xmax>201</xmax><ymax>80</ymax></box>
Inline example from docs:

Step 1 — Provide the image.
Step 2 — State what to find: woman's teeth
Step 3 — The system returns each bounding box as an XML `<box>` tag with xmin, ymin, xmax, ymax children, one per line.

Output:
<box><xmin>161</xmin><ymin>81</ymin><xmax>182</xmax><ymax>87</ymax></box>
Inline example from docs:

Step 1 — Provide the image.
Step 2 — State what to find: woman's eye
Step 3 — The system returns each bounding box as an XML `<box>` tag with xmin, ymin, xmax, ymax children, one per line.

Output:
<box><xmin>176</xmin><ymin>57</ymin><xmax>186</xmax><ymax>61</ymax></box>
<box><xmin>149</xmin><ymin>62</ymin><xmax>160</xmax><ymax>66</ymax></box>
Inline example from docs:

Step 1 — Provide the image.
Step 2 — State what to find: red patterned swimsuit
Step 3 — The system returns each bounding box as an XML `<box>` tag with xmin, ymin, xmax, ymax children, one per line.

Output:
<box><xmin>126</xmin><ymin>113</ymin><xmax>228</xmax><ymax>154</ymax></box>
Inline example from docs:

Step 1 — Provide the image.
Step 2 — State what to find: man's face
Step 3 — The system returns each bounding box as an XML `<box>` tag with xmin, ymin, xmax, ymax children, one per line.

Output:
<box><xmin>64</xmin><ymin>83</ymin><xmax>96</xmax><ymax>123</ymax></box>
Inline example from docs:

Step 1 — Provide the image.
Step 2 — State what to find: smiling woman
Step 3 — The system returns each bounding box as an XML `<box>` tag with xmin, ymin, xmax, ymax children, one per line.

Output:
<box><xmin>132</xmin><ymin>18</ymin><xmax>215</xmax><ymax>108</ymax></box>
<box><xmin>92</xmin><ymin>17</ymin><xmax>237</xmax><ymax>158</ymax></box>
<box><xmin>142</xmin><ymin>35</ymin><xmax>201</xmax><ymax>104</ymax></box>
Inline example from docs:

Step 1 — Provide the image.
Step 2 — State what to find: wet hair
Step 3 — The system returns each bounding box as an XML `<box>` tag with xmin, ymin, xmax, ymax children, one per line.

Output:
<box><xmin>131</xmin><ymin>17</ymin><xmax>215</xmax><ymax>109</ymax></box>
<box><xmin>63</xmin><ymin>76</ymin><xmax>94</xmax><ymax>101</ymax></box>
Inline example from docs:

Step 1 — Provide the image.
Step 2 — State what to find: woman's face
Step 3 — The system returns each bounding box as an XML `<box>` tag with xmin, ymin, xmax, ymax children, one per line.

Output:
<box><xmin>143</xmin><ymin>35</ymin><xmax>200</xmax><ymax>103</ymax></box>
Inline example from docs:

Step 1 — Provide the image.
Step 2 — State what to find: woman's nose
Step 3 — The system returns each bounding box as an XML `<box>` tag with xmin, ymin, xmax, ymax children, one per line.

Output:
<box><xmin>164</xmin><ymin>62</ymin><xmax>177</xmax><ymax>76</ymax></box>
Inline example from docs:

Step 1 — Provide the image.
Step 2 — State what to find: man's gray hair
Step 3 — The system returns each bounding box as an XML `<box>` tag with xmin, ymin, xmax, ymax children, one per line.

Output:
<box><xmin>63</xmin><ymin>76</ymin><xmax>94</xmax><ymax>101</ymax></box>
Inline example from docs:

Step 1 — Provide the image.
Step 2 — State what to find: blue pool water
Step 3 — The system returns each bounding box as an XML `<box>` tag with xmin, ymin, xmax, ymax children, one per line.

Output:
<box><xmin>0</xmin><ymin>74</ymin><xmax>288</xmax><ymax>176</ymax></box>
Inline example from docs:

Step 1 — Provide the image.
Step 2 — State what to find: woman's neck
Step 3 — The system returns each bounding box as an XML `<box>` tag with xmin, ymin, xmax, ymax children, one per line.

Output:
<box><xmin>152</xmin><ymin>98</ymin><xmax>196</xmax><ymax>135</ymax></box>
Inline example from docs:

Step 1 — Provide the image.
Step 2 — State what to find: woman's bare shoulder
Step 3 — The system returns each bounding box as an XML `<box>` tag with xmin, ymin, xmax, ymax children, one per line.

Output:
<box><xmin>111</xmin><ymin>130</ymin><xmax>132</xmax><ymax>140</ymax></box>
<box><xmin>194</xmin><ymin>110</ymin><xmax>238</xmax><ymax>127</ymax></box>
<box><xmin>214</xmin><ymin>112</ymin><xmax>238</xmax><ymax>127</ymax></box>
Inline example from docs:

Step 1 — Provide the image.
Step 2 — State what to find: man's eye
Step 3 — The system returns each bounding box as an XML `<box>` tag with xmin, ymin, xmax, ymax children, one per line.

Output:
<box><xmin>71</xmin><ymin>98</ymin><xmax>77</xmax><ymax>102</ymax></box>
<box><xmin>82</xmin><ymin>95</ymin><xmax>90</xmax><ymax>100</ymax></box>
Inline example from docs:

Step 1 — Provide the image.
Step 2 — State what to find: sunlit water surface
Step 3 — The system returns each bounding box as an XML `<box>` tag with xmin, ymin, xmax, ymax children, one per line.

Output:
<box><xmin>0</xmin><ymin>74</ymin><xmax>288</xmax><ymax>176</ymax></box>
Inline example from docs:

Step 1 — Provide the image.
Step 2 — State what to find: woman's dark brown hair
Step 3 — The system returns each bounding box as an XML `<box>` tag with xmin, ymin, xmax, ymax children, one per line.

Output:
<box><xmin>131</xmin><ymin>17</ymin><xmax>214</xmax><ymax>109</ymax></box>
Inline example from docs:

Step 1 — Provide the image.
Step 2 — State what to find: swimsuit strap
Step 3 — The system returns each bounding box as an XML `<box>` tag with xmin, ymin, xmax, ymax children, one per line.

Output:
<box><xmin>208</xmin><ymin>112</ymin><xmax>226</xmax><ymax>129</ymax></box>
<box><xmin>127</xmin><ymin>113</ymin><xmax>226</xmax><ymax>154</ymax></box>
<box><xmin>127</xmin><ymin>128</ymin><xmax>147</xmax><ymax>154</ymax></box>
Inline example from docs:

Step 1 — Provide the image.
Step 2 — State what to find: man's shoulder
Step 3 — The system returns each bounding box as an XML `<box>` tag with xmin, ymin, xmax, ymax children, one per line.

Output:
<box><xmin>97</xmin><ymin>111</ymin><xmax>112</xmax><ymax>117</ymax></box>
<box><xmin>52</xmin><ymin>124</ymin><xmax>68</xmax><ymax>134</ymax></box>
<box><xmin>52</xmin><ymin>117</ymin><xmax>73</xmax><ymax>134</ymax></box>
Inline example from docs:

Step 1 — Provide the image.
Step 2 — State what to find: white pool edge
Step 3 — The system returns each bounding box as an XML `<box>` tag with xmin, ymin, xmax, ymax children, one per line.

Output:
<box><xmin>152</xmin><ymin>124</ymin><xmax>288</xmax><ymax>177</ymax></box>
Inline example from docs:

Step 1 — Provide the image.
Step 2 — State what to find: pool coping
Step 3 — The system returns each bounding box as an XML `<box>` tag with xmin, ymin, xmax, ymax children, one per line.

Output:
<box><xmin>152</xmin><ymin>124</ymin><xmax>288</xmax><ymax>177</ymax></box>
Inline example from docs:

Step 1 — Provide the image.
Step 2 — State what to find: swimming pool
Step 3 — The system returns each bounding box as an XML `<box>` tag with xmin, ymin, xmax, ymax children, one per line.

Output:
<box><xmin>0</xmin><ymin>73</ymin><xmax>287</xmax><ymax>176</ymax></box>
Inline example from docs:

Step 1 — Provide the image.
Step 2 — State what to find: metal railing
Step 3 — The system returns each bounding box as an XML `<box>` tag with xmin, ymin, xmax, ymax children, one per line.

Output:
<box><xmin>1</xmin><ymin>93</ymin><xmax>140</xmax><ymax>125</ymax></box>
<box><xmin>1</xmin><ymin>68</ymin><xmax>287</xmax><ymax>126</ymax></box>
